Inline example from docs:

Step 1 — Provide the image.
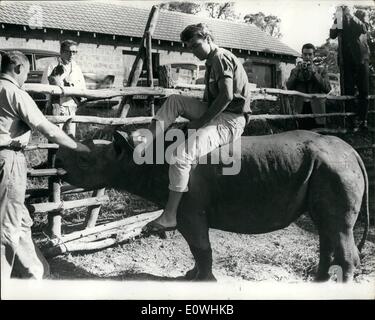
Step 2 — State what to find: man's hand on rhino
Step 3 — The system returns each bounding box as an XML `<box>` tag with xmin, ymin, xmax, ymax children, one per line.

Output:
<box><xmin>75</xmin><ymin>141</ymin><xmax>91</xmax><ymax>153</ymax></box>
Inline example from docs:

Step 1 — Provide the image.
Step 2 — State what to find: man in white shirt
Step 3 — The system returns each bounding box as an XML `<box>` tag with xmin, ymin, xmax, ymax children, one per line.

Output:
<box><xmin>1</xmin><ymin>51</ymin><xmax>89</xmax><ymax>280</ymax></box>
<box><xmin>42</xmin><ymin>40</ymin><xmax>86</xmax><ymax>135</ymax></box>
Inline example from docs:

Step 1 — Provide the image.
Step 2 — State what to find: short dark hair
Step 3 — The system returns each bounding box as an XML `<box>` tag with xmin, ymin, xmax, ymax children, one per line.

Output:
<box><xmin>301</xmin><ymin>43</ymin><xmax>316</xmax><ymax>53</ymax></box>
<box><xmin>60</xmin><ymin>39</ymin><xmax>77</xmax><ymax>52</ymax></box>
<box><xmin>180</xmin><ymin>23</ymin><xmax>214</xmax><ymax>43</ymax></box>
<box><xmin>1</xmin><ymin>50</ymin><xmax>30</xmax><ymax>73</ymax></box>
<box><xmin>354</xmin><ymin>9</ymin><xmax>366</xmax><ymax>22</ymax></box>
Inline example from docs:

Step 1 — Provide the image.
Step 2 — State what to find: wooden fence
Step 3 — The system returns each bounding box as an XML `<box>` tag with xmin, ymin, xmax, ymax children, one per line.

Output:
<box><xmin>23</xmin><ymin>83</ymin><xmax>375</xmax><ymax>255</ymax></box>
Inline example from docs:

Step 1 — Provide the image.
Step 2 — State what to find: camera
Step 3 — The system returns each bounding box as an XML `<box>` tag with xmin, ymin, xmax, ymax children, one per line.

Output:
<box><xmin>301</xmin><ymin>61</ymin><xmax>311</xmax><ymax>69</ymax></box>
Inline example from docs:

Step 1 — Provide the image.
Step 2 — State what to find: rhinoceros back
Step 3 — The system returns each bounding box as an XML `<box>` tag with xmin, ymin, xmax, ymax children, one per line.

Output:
<box><xmin>193</xmin><ymin>130</ymin><xmax>361</xmax><ymax>234</ymax></box>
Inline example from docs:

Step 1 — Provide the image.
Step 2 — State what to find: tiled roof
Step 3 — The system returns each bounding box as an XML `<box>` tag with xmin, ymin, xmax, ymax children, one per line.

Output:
<box><xmin>0</xmin><ymin>1</ymin><xmax>299</xmax><ymax>57</ymax></box>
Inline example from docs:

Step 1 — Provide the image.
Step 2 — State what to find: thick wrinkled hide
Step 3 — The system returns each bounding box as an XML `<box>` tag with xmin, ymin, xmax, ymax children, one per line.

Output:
<box><xmin>56</xmin><ymin>130</ymin><xmax>369</xmax><ymax>281</ymax></box>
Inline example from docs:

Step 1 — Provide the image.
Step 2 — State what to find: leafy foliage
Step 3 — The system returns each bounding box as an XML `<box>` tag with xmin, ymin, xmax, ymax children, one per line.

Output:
<box><xmin>243</xmin><ymin>12</ymin><xmax>282</xmax><ymax>39</ymax></box>
<box><xmin>159</xmin><ymin>2</ymin><xmax>282</xmax><ymax>38</ymax></box>
<box><xmin>316</xmin><ymin>40</ymin><xmax>339</xmax><ymax>74</ymax></box>
<box><xmin>159</xmin><ymin>1</ymin><xmax>239</xmax><ymax>20</ymax></box>
<box><xmin>204</xmin><ymin>2</ymin><xmax>239</xmax><ymax>20</ymax></box>
<box><xmin>158</xmin><ymin>1</ymin><xmax>201</xmax><ymax>14</ymax></box>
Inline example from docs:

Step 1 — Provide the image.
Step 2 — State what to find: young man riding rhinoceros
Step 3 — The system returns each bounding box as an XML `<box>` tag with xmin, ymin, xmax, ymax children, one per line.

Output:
<box><xmin>56</xmin><ymin>127</ymin><xmax>369</xmax><ymax>283</ymax></box>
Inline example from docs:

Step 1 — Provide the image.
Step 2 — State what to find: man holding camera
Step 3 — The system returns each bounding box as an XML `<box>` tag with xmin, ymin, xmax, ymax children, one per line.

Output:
<box><xmin>330</xmin><ymin>6</ymin><xmax>370</xmax><ymax>131</ymax></box>
<box><xmin>42</xmin><ymin>40</ymin><xmax>86</xmax><ymax>135</ymax></box>
<box><xmin>286</xmin><ymin>43</ymin><xmax>331</xmax><ymax>130</ymax></box>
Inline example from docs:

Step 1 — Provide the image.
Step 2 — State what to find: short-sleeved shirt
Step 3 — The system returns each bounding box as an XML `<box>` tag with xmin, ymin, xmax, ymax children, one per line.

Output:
<box><xmin>204</xmin><ymin>47</ymin><xmax>251</xmax><ymax>114</ymax></box>
<box><xmin>41</xmin><ymin>57</ymin><xmax>86</xmax><ymax>108</ymax></box>
<box><xmin>0</xmin><ymin>73</ymin><xmax>47</xmax><ymax>147</ymax></box>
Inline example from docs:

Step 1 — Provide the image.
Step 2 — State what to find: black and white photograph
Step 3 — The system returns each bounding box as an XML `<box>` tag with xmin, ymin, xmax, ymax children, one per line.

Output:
<box><xmin>0</xmin><ymin>0</ymin><xmax>374</xmax><ymax>301</ymax></box>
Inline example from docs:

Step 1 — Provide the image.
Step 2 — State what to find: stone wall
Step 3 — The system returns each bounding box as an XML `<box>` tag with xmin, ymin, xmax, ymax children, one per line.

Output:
<box><xmin>1</xmin><ymin>35</ymin><xmax>296</xmax><ymax>88</ymax></box>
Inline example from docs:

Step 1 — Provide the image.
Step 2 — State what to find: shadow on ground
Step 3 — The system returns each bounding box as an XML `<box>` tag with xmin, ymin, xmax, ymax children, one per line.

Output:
<box><xmin>48</xmin><ymin>256</ymin><xmax>186</xmax><ymax>281</ymax></box>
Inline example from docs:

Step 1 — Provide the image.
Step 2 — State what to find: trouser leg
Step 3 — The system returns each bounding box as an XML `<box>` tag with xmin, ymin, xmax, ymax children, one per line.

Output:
<box><xmin>12</xmin><ymin>229</ymin><xmax>48</xmax><ymax>279</ymax></box>
<box><xmin>356</xmin><ymin>62</ymin><xmax>369</xmax><ymax>122</ymax></box>
<box><xmin>153</xmin><ymin>95</ymin><xmax>208</xmax><ymax>129</ymax></box>
<box><xmin>1</xmin><ymin>243</ymin><xmax>16</xmax><ymax>281</ymax></box>
<box><xmin>169</xmin><ymin>113</ymin><xmax>245</xmax><ymax>192</ymax></box>
<box><xmin>0</xmin><ymin>151</ymin><xmax>46</xmax><ymax>280</ymax></box>
<box><xmin>298</xmin><ymin>102</ymin><xmax>317</xmax><ymax>129</ymax></box>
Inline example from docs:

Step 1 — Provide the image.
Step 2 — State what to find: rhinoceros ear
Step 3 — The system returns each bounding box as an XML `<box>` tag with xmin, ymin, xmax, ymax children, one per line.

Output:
<box><xmin>113</xmin><ymin>130</ymin><xmax>134</xmax><ymax>156</ymax></box>
<box><xmin>62</xmin><ymin>118</ymin><xmax>76</xmax><ymax>139</ymax></box>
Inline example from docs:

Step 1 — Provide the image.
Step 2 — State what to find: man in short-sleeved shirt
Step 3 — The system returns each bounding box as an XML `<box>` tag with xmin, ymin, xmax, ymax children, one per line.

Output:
<box><xmin>141</xmin><ymin>23</ymin><xmax>250</xmax><ymax>234</ymax></box>
<box><xmin>0</xmin><ymin>74</ymin><xmax>46</xmax><ymax>147</ymax></box>
<box><xmin>0</xmin><ymin>51</ymin><xmax>89</xmax><ymax>281</ymax></box>
<box><xmin>204</xmin><ymin>47</ymin><xmax>251</xmax><ymax>115</ymax></box>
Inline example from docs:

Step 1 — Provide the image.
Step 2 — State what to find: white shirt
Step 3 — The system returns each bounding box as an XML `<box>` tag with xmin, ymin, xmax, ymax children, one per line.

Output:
<box><xmin>42</xmin><ymin>57</ymin><xmax>86</xmax><ymax>108</ymax></box>
<box><xmin>0</xmin><ymin>73</ymin><xmax>46</xmax><ymax>147</ymax></box>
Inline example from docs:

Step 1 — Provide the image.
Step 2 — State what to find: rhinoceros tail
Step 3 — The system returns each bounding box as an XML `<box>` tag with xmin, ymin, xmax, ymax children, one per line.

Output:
<box><xmin>354</xmin><ymin>151</ymin><xmax>369</xmax><ymax>253</ymax></box>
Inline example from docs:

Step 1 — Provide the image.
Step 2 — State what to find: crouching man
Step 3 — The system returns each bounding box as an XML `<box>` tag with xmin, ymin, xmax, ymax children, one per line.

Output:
<box><xmin>0</xmin><ymin>51</ymin><xmax>89</xmax><ymax>280</ymax></box>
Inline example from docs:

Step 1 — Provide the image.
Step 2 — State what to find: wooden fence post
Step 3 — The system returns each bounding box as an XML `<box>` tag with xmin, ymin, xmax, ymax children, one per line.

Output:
<box><xmin>47</xmin><ymin>147</ymin><xmax>62</xmax><ymax>238</ymax></box>
<box><xmin>118</xmin><ymin>5</ymin><xmax>160</xmax><ymax>118</ymax></box>
<box><xmin>336</xmin><ymin>6</ymin><xmax>347</xmax><ymax>129</ymax></box>
<box><xmin>146</xmin><ymin>30</ymin><xmax>155</xmax><ymax>116</ymax></box>
<box><xmin>85</xmin><ymin>188</ymin><xmax>106</xmax><ymax>228</ymax></box>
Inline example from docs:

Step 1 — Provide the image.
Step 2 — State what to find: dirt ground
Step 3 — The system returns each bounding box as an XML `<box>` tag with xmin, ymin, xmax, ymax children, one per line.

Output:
<box><xmin>38</xmin><ymin>192</ymin><xmax>374</xmax><ymax>285</ymax></box>
<box><xmin>24</xmin><ymin>116</ymin><xmax>375</xmax><ymax>297</ymax></box>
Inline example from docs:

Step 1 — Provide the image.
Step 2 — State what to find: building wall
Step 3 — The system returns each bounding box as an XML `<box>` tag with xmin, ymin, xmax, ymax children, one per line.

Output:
<box><xmin>0</xmin><ymin>34</ymin><xmax>296</xmax><ymax>88</ymax></box>
<box><xmin>279</xmin><ymin>62</ymin><xmax>296</xmax><ymax>88</ymax></box>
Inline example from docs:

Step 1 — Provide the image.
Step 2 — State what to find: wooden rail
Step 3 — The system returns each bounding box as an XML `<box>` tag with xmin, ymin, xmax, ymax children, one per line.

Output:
<box><xmin>43</xmin><ymin>210</ymin><xmax>162</xmax><ymax>256</ymax></box>
<box><xmin>42</xmin><ymin>111</ymin><xmax>374</xmax><ymax>126</ymax></box>
<box><xmin>27</xmin><ymin>168</ymin><xmax>67</xmax><ymax>177</ymax></box>
<box><xmin>23</xmin><ymin>83</ymin><xmax>375</xmax><ymax>102</ymax></box>
<box><xmin>28</xmin><ymin>195</ymin><xmax>109</xmax><ymax>214</ymax></box>
<box><xmin>24</xmin><ymin>80</ymin><xmax>374</xmax><ymax>247</ymax></box>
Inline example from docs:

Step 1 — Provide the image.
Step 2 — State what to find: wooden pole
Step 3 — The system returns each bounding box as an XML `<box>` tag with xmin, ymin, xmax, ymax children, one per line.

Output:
<box><xmin>146</xmin><ymin>31</ymin><xmax>155</xmax><ymax>116</ymax></box>
<box><xmin>336</xmin><ymin>6</ymin><xmax>347</xmax><ymax>128</ymax></box>
<box><xmin>44</xmin><ymin>210</ymin><xmax>162</xmax><ymax>248</ymax></box>
<box><xmin>24</xmin><ymin>84</ymin><xmax>375</xmax><ymax>102</ymax></box>
<box><xmin>85</xmin><ymin>188</ymin><xmax>106</xmax><ymax>228</ymax></box>
<box><xmin>43</xmin><ymin>112</ymin><xmax>372</xmax><ymax>127</ymax></box>
<box><xmin>28</xmin><ymin>195</ymin><xmax>109</xmax><ymax>214</ymax></box>
<box><xmin>118</xmin><ymin>5</ymin><xmax>160</xmax><ymax>118</ymax></box>
<box><xmin>44</xmin><ymin>115</ymin><xmax>188</xmax><ymax>125</ymax></box>
<box><xmin>47</xmin><ymin>148</ymin><xmax>62</xmax><ymax>238</ymax></box>
<box><xmin>24</xmin><ymin>143</ymin><xmax>59</xmax><ymax>151</ymax></box>
<box><xmin>27</xmin><ymin>168</ymin><xmax>67</xmax><ymax>177</ymax></box>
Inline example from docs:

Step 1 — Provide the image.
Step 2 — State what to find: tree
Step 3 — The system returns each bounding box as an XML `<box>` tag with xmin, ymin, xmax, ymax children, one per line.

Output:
<box><xmin>158</xmin><ymin>2</ymin><xmax>202</xmax><ymax>15</ymax></box>
<box><xmin>316</xmin><ymin>39</ymin><xmax>339</xmax><ymax>74</ymax></box>
<box><xmin>243</xmin><ymin>12</ymin><xmax>282</xmax><ymax>38</ymax></box>
<box><xmin>204</xmin><ymin>2</ymin><xmax>238</xmax><ymax>20</ymax></box>
<box><xmin>159</xmin><ymin>2</ymin><xmax>239</xmax><ymax>20</ymax></box>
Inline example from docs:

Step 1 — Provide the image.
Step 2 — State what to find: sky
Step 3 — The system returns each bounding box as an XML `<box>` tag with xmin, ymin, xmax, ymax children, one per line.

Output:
<box><xmin>118</xmin><ymin>0</ymin><xmax>375</xmax><ymax>52</ymax></box>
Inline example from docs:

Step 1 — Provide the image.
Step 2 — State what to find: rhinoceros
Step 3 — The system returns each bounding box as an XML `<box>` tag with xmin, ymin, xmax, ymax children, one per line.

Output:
<box><xmin>56</xmin><ymin>129</ymin><xmax>369</xmax><ymax>282</ymax></box>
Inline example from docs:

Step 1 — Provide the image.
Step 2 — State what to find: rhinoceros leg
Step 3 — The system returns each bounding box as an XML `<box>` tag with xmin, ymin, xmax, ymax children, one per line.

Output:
<box><xmin>177</xmin><ymin>192</ymin><xmax>216</xmax><ymax>281</ymax></box>
<box><xmin>308</xmin><ymin>161</ymin><xmax>362</xmax><ymax>282</ymax></box>
<box><xmin>334</xmin><ymin>229</ymin><xmax>360</xmax><ymax>282</ymax></box>
<box><xmin>315</xmin><ymin>232</ymin><xmax>334</xmax><ymax>281</ymax></box>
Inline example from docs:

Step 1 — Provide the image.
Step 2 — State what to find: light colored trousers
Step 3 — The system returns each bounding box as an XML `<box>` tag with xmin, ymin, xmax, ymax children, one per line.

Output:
<box><xmin>154</xmin><ymin>94</ymin><xmax>246</xmax><ymax>192</ymax></box>
<box><xmin>0</xmin><ymin>150</ymin><xmax>49</xmax><ymax>280</ymax></box>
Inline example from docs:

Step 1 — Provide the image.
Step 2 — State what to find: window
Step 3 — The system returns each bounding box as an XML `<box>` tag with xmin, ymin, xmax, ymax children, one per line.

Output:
<box><xmin>251</xmin><ymin>63</ymin><xmax>276</xmax><ymax>88</ymax></box>
<box><xmin>35</xmin><ymin>55</ymin><xmax>58</xmax><ymax>71</ymax></box>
